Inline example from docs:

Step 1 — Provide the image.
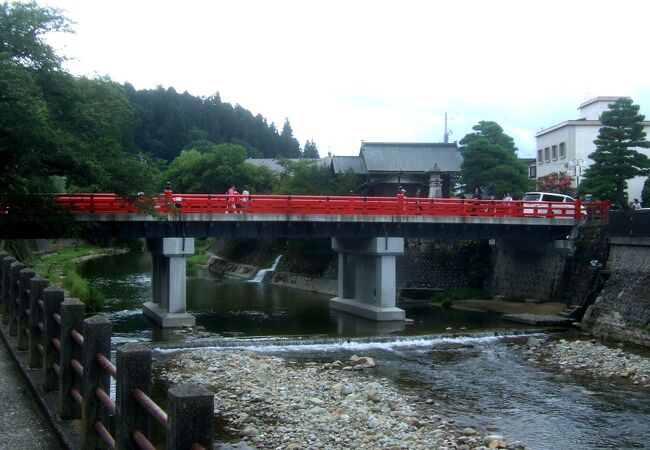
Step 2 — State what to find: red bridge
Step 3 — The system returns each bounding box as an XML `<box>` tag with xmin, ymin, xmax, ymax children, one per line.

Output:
<box><xmin>52</xmin><ymin>190</ymin><xmax>607</xmax><ymax>219</ymax></box>
<box><xmin>0</xmin><ymin>190</ymin><xmax>608</xmax><ymax>240</ymax></box>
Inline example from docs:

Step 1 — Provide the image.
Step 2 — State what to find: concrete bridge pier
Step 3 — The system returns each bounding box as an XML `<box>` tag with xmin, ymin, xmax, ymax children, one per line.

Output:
<box><xmin>330</xmin><ymin>237</ymin><xmax>405</xmax><ymax>321</ymax></box>
<box><xmin>143</xmin><ymin>238</ymin><xmax>196</xmax><ymax>328</ymax></box>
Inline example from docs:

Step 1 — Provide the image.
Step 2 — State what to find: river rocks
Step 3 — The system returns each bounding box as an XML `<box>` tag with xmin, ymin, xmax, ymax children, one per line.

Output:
<box><xmin>158</xmin><ymin>349</ymin><xmax>526</xmax><ymax>449</ymax></box>
<box><xmin>529</xmin><ymin>337</ymin><xmax>650</xmax><ymax>388</ymax></box>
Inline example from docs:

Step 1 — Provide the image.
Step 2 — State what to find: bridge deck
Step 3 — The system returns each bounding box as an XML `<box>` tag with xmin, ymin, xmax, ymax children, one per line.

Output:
<box><xmin>0</xmin><ymin>192</ymin><xmax>607</xmax><ymax>239</ymax></box>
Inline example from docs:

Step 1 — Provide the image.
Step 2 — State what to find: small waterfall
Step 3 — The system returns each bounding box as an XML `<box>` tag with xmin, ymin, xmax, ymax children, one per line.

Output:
<box><xmin>248</xmin><ymin>255</ymin><xmax>282</xmax><ymax>283</ymax></box>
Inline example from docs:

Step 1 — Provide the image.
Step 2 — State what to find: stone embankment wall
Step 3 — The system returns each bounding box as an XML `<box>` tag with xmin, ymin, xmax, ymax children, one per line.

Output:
<box><xmin>209</xmin><ymin>238</ymin><xmax>478</xmax><ymax>298</ymax></box>
<box><xmin>487</xmin><ymin>240</ymin><xmax>570</xmax><ymax>302</ymax></box>
<box><xmin>487</xmin><ymin>225</ymin><xmax>608</xmax><ymax>303</ymax></box>
<box><xmin>582</xmin><ymin>236</ymin><xmax>650</xmax><ymax>346</ymax></box>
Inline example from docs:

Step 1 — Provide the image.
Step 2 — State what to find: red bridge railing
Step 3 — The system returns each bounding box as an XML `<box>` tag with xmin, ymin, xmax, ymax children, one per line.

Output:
<box><xmin>51</xmin><ymin>191</ymin><xmax>609</xmax><ymax>220</ymax></box>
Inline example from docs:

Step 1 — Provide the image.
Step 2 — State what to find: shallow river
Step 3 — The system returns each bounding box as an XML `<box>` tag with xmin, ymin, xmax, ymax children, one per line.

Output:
<box><xmin>79</xmin><ymin>251</ymin><xmax>650</xmax><ymax>449</ymax></box>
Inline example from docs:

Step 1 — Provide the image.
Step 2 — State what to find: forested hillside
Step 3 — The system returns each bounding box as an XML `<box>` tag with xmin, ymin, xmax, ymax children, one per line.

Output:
<box><xmin>1</xmin><ymin>2</ymin><xmax>325</xmax><ymax>198</ymax></box>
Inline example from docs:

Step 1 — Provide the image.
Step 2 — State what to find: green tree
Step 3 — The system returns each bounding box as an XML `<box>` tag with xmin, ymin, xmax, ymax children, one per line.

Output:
<box><xmin>0</xmin><ymin>2</ymin><xmax>72</xmax><ymax>193</ymax></box>
<box><xmin>0</xmin><ymin>1</ymin><xmax>72</xmax><ymax>70</ymax></box>
<box><xmin>302</xmin><ymin>139</ymin><xmax>320</xmax><ymax>158</ymax></box>
<box><xmin>164</xmin><ymin>143</ymin><xmax>276</xmax><ymax>193</ymax></box>
<box><xmin>274</xmin><ymin>159</ymin><xmax>358</xmax><ymax>195</ymax></box>
<box><xmin>279</xmin><ymin>118</ymin><xmax>301</xmax><ymax>157</ymax></box>
<box><xmin>642</xmin><ymin>177</ymin><xmax>650</xmax><ymax>207</ymax></box>
<box><xmin>580</xmin><ymin>97</ymin><xmax>650</xmax><ymax>209</ymax></box>
<box><xmin>459</xmin><ymin>121</ymin><xmax>529</xmax><ymax>198</ymax></box>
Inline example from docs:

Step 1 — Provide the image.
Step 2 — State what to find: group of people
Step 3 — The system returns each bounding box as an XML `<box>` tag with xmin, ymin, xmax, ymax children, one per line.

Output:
<box><xmin>226</xmin><ymin>184</ymin><xmax>250</xmax><ymax>211</ymax></box>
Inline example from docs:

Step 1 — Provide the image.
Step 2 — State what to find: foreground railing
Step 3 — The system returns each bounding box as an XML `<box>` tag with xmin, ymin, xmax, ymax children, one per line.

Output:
<box><xmin>0</xmin><ymin>252</ymin><xmax>213</xmax><ymax>450</ymax></box>
<box><xmin>49</xmin><ymin>190</ymin><xmax>609</xmax><ymax>220</ymax></box>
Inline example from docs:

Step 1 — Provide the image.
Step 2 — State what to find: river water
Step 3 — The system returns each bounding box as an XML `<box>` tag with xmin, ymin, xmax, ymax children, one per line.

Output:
<box><xmin>79</xmin><ymin>251</ymin><xmax>650</xmax><ymax>449</ymax></box>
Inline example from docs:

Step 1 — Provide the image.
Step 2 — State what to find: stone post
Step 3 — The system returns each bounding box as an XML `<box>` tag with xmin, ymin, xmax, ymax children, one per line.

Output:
<box><xmin>0</xmin><ymin>252</ymin><xmax>8</xmax><ymax>316</ymax></box>
<box><xmin>116</xmin><ymin>343</ymin><xmax>152</xmax><ymax>450</ymax></box>
<box><xmin>59</xmin><ymin>299</ymin><xmax>85</xmax><ymax>419</ymax></box>
<box><xmin>42</xmin><ymin>285</ymin><xmax>64</xmax><ymax>391</ymax></box>
<box><xmin>16</xmin><ymin>268</ymin><xmax>35</xmax><ymax>350</ymax></box>
<box><xmin>28</xmin><ymin>277</ymin><xmax>49</xmax><ymax>368</ymax></box>
<box><xmin>167</xmin><ymin>383</ymin><xmax>214</xmax><ymax>450</ymax></box>
<box><xmin>1</xmin><ymin>255</ymin><xmax>16</xmax><ymax>321</ymax></box>
<box><xmin>9</xmin><ymin>261</ymin><xmax>26</xmax><ymax>336</ymax></box>
<box><xmin>80</xmin><ymin>315</ymin><xmax>112</xmax><ymax>450</ymax></box>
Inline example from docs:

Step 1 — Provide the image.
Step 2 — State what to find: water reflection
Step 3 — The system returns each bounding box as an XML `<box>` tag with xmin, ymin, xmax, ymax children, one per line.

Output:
<box><xmin>78</xmin><ymin>251</ymin><xmax>526</xmax><ymax>340</ymax></box>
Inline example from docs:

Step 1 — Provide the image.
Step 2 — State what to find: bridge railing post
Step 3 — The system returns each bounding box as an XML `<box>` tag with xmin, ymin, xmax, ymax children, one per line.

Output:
<box><xmin>42</xmin><ymin>285</ymin><xmax>64</xmax><ymax>391</ymax></box>
<box><xmin>17</xmin><ymin>268</ymin><xmax>35</xmax><ymax>350</ymax></box>
<box><xmin>59</xmin><ymin>299</ymin><xmax>85</xmax><ymax>419</ymax></box>
<box><xmin>80</xmin><ymin>315</ymin><xmax>112</xmax><ymax>450</ymax></box>
<box><xmin>28</xmin><ymin>277</ymin><xmax>49</xmax><ymax>368</ymax></box>
<box><xmin>9</xmin><ymin>261</ymin><xmax>26</xmax><ymax>336</ymax></box>
<box><xmin>167</xmin><ymin>384</ymin><xmax>214</xmax><ymax>450</ymax></box>
<box><xmin>0</xmin><ymin>254</ymin><xmax>15</xmax><ymax>323</ymax></box>
<box><xmin>116</xmin><ymin>343</ymin><xmax>152</xmax><ymax>449</ymax></box>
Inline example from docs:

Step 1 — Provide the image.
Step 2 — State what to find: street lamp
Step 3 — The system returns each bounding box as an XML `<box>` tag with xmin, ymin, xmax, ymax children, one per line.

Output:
<box><xmin>566</xmin><ymin>159</ymin><xmax>585</xmax><ymax>188</ymax></box>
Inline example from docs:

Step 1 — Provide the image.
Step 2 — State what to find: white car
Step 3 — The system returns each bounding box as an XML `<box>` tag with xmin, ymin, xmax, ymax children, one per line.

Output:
<box><xmin>522</xmin><ymin>192</ymin><xmax>584</xmax><ymax>217</ymax></box>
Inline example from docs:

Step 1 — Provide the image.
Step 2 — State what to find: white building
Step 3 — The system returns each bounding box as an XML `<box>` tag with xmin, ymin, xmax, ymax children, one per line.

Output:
<box><xmin>535</xmin><ymin>96</ymin><xmax>650</xmax><ymax>201</ymax></box>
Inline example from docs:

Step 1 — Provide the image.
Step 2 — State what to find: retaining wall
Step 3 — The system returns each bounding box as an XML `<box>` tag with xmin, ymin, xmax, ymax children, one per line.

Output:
<box><xmin>582</xmin><ymin>236</ymin><xmax>650</xmax><ymax>346</ymax></box>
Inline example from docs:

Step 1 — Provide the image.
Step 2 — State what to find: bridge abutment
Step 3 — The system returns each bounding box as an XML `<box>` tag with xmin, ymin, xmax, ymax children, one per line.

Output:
<box><xmin>330</xmin><ymin>237</ymin><xmax>405</xmax><ymax>321</ymax></box>
<box><xmin>143</xmin><ymin>238</ymin><xmax>196</xmax><ymax>328</ymax></box>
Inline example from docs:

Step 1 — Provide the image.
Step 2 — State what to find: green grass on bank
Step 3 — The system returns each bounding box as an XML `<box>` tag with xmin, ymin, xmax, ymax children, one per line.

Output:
<box><xmin>29</xmin><ymin>246</ymin><xmax>106</xmax><ymax>312</ymax></box>
<box><xmin>431</xmin><ymin>288</ymin><xmax>491</xmax><ymax>308</ymax></box>
<box><xmin>186</xmin><ymin>238</ymin><xmax>214</xmax><ymax>276</ymax></box>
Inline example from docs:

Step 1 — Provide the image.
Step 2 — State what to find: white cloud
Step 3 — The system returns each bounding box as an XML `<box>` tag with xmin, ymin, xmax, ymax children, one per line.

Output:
<box><xmin>38</xmin><ymin>0</ymin><xmax>650</xmax><ymax>157</ymax></box>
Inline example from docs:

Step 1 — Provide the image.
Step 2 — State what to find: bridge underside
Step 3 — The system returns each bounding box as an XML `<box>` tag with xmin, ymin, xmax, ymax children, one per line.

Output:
<box><xmin>0</xmin><ymin>214</ymin><xmax>576</xmax><ymax>241</ymax></box>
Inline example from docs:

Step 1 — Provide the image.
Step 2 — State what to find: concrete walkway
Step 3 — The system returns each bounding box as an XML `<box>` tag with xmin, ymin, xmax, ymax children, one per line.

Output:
<box><xmin>0</xmin><ymin>337</ymin><xmax>61</xmax><ymax>449</ymax></box>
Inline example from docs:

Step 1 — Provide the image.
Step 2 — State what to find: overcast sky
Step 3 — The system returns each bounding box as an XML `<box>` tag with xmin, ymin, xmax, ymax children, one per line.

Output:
<box><xmin>35</xmin><ymin>0</ymin><xmax>650</xmax><ymax>158</ymax></box>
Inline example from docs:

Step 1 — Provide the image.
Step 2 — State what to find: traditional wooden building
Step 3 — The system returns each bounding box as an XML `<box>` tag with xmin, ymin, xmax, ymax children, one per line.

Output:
<box><xmin>330</xmin><ymin>142</ymin><xmax>462</xmax><ymax>198</ymax></box>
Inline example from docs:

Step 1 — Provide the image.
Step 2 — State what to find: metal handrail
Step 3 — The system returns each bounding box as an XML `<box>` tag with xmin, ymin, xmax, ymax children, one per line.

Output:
<box><xmin>96</xmin><ymin>353</ymin><xmax>116</xmax><ymax>378</ymax></box>
<box><xmin>70</xmin><ymin>329</ymin><xmax>84</xmax><ymax>346</ymax></box>
<box><xmin>95</xmin><ymin>386</ymin><xmax>115</xmax><ymax>415</ymax></box>
<box><xmin>95</xmin><ymin>421</ymin><xmax>115</xmax><ymax>450</ymax></box>
<box><xmin>70</xmin><ymin>358</ymin><xmax>83</xmax><ymax>377</ymax></box>
<box><xmin>132</xmin><ymin>429</ymin><xmax>156</xmax><ymax>450</ymax></box>
<box><xmin>70</xmin><ymin>388</ymin><xmax>83</xmax><ymax>407</ymax></box>
<box><xmin>132</xmin><ymin>388</ymin><xmax>168</xmax><ymax>428</ymax></box>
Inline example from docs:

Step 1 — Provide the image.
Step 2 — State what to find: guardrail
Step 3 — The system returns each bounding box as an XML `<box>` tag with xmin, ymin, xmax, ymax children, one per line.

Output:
<box><xmin>48</xmin><ymin>190</ymin><xmax>609</xmax><ymax>220</ymax></box>
<box><xmin>0</xmin><ymin>252</ymin><xmax>213</xmax><ymax>450</ymax></box>
<box><xmin>608</xmin><ymin>209</ymin><xmax>650</xmax><ymax>237</ymax></box>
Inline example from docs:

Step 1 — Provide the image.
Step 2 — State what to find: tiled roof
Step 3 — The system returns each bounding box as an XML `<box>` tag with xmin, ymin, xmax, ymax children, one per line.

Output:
<box><xmin>360</xmin><ymin>142</ymin><xmax>462</xmax><ymax>172</ymax></box>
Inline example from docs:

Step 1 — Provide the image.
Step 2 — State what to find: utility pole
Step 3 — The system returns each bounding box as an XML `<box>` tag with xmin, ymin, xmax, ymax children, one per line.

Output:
<box><xmin>443</xmin><ymin>113</ymin><xmax>453</xmax><ymax>143</ymax></box>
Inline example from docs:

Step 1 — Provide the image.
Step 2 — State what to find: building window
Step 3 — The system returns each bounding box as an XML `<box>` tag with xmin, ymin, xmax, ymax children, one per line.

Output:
<box><xmin>559</xmin><ymin>142</ymin><xmax>566</xmax><ymax>159</ymax></box>
<box><xmin>552</xmin><ymin>145</ymin><xmax>557</xmax><ymax>160</ymax></box>
<box><xmin>529</xmin><ymin>165</ymin><xmax>536</xmax><ymax>178</ymax></box>
<box><xmin>544</xmin><ymin>147</ymin><xmax>550</xmax><ymax>162</ymax></box>
<box><xmin>537</xmin><ymin>149</ymin><xmax>543</xmax><ymax>164</ymax></box>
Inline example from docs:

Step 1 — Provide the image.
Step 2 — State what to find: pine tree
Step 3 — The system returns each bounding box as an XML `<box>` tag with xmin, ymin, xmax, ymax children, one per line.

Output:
<box><xmin>581</xmin><ymin>97</ymin><xmax>650</xmax><ymax>209</ymax></box>
<box><xmin>302</xmin><ymin>139</ymin><xmax>319</xmax><ymax>158</ymax></box>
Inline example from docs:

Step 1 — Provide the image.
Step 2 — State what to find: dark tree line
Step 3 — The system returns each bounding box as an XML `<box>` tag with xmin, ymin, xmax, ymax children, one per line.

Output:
<box><xmin>126</xmin><ymin>86</ymin><xmax>306</xmax><ymax>162</ymax></box>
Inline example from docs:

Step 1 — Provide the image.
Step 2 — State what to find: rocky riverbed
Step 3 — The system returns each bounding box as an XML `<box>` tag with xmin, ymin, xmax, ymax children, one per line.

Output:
<box><xmin>157</xmin><ymin>349</ymin><xmax>526</xmax><ymax>449</ymax></box>
<box><xmin>525</xmin><ymin>336</ymin><xmax>650</xmax><ymax>388</ymax></box>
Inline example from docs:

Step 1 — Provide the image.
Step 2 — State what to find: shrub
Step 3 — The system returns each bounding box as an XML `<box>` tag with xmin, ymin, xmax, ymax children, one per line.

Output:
<box><xmin>61</xmin><ymin>262</ymin><xmax>105</xmax><ymax>312</ymax></box>
<box><xmin>431</xmin><ymin>287</ymin><xmax>490</xmax><ymax>304</ymax></box>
